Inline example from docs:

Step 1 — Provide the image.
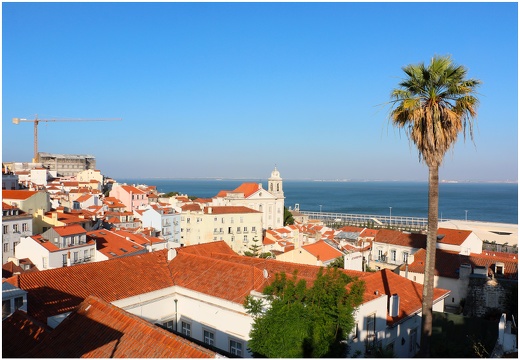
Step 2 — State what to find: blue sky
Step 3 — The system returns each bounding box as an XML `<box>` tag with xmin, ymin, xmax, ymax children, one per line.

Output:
<box><xmin>2</xmin><ymin>2</ymin><xmax>518</xmax><ymax>182</ymax></box>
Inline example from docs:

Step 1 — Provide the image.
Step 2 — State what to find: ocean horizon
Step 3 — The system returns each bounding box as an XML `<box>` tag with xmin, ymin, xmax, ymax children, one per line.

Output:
<box><xmin>117</xmin><ymin>178</ymin><xmax>518</xmax><ymax>225</ymax></box>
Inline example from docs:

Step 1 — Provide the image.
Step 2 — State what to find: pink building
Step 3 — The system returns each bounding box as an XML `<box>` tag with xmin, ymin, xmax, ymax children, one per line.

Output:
<box><xmin>109</xmin><ymin>184</ymin><xmax>148</xmax><ymax>212</ymax></box>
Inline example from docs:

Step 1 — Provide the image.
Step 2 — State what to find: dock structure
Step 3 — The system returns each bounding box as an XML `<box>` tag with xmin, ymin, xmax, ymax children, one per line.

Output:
<box><xmin>300</xmin><ymin>211</ymin><xmax>518</xmax><ymax>248</ymax></box>
<box><xmin>301</xmin><ymin>210</ymin><xmax>429</xmax><ymax>232</ymax></box>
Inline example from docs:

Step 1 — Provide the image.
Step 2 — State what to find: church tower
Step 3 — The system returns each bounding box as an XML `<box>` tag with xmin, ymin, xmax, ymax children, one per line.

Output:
<box><xmin>268</xmin><ymin>166</ymin><xmax>284</xmax><ymax>198</ymax></box>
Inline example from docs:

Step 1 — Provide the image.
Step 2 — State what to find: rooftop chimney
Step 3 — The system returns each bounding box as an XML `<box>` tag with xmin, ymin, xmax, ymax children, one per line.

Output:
<box><xmin>389</xmin><ymin>294</ymin><xmax>400</xmax><ymax>317</ymax></box>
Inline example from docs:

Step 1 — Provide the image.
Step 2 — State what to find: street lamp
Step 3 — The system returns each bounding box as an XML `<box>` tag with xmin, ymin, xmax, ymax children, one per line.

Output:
<box><xmin>465</xmin><ymin>210</ymin><xmax>468</xmax><ymax>221</ymax></box>
<box><xmin>389</xmin><ymin>207</ymin><xmax>392</xmax><ymax>226</ymax></box>
<box><xmin>319</xmin><ymin>205</ymin><xmax>322</xmax><ymax>219</ymax></box>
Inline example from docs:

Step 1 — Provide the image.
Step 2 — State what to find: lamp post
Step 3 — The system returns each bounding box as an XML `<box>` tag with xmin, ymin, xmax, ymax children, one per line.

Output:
<box><xmin>319</xmin><ymin>205</ymin><xmax>322</xmax><ymax>219</ymax></box>
<box><xmin>389</xmin><ymin>207</ymin><xmax>392</xmax><ymax>227</ymax></box>
<box><xmin>465</xmin><ymin>210</ymin><xmax>468</xmax><ymax>221</ymax></box>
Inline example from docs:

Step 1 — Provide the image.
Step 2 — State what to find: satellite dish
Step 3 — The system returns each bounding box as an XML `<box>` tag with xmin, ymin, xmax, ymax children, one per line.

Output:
<box><xmin>263</xmin><ymin>269</ymin><xmax>269</xmax><ymax>279</ymax></box>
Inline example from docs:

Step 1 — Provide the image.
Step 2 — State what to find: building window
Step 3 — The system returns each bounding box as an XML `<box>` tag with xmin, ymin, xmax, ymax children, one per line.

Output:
<box><xmin>73</xmin><ymin>252</ymin><xmax>79</xmax><ymax>263</ymax></box>
<box><xmin>243</xmin><ymin>235</ymin><xmax>248</xmax><ymax>243</ymax></box>
<box><xmin>377</xmin><ymin>249</ymin><xmax>384</xmax><ymax>261</ymax></box>
<box><xmin>3</xmin><ymin>225</ymin><xmax>7</xmax><ymax>234</ymax></box>
<box><xmin>14</xmin><ymin>297</ymin><xmax>23</xmax><ymax>310</ymax></box>
<box><xmin>22</xmin><ymin>223</ymin><xmax>28</xmax><ymax>232</ymax></box>
<box><xmin>63</xmin><ymin>254</ymin><xmax>67</xmax><ymax>266</ymax></box>
<box><xmin>204</xmin><ymin>330</ymin><xmax>215</xmax><ymax>346</ymax></box>
<box><xmin>163</xmin><ymin>320</ymin><xmax>174</xmax><ymax>330</ymax></box>
<box><xmin>243</xmin><ymin>226</ymin><xmax>248</xmax><ymax>233</ymax></box>
<box><xmin>181</xmin><ymin>321</ymin><xmax>191</xmax><ymax>337</ymax></box>
<box><xmin>495</xmin><ymin>263</ymin><xmax>504</xmax><ymax>275</ymax></box>
<box><xmin>352</xmin><ymin>322</ymin><xmax>359</xmax><ymax>339</ymax></box>
<box><xmin>13</xmin><ymin>224</ymin><xmax>19</xmax><ymax>232</ymax></box>
<box><xmin>3</xmin><ymin>243</ymin><xmax>8</xmax><ymax>253</ymax></box>
<box><xmin>252</xmin><ymin>226</ymin><xmax>256</xmax><ymax>233</ymax></box>
<box><xmin>366</xmin><ymin>312</ymin><xmax>376</xmax><ymax>347</ymax></box>
<box><xmin>229</xmin><ymin>339</ymin><xmax>243</xmax><ymax>356</ymax></box>
<box><xmin>2</xmin><ymin>300</ymin><xmax>11</xmax><ymax>319</ymax></box>
<box><xmin>390</xmin><ymin>250</ymin><xmax>396</xmax><ymax>262</ymax></box>
<box><xmin>403</xmin><ymin>252</ymin><xmax>409</xmax><ymax>264</ymax></box>
<box><xmin>409</xmin><ymin>328</ymin><xmax>417</xmax><ymax>354</ymax></box>
<box><xmin>42</xmin><ymin>257</ymin><xmax>47</xmax><ymax>269</ymax></box>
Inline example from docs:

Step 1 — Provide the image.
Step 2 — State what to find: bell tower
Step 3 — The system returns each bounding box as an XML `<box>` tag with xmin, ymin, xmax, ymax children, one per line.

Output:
<box><xmin>268</xmin><ymin>166</ymin><xmax>284</xmax><ymax>197</ymax></box>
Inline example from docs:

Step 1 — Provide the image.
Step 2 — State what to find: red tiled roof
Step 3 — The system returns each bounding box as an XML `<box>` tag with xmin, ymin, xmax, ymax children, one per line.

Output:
<box><xmin>177</xmin><ymin>240</ymin><xmax>237</xmax><ymax>257</ymax></box>
<box><xmin>112</xmin><ymin>229</ymin><xmax>165</xmax><ymax>245</ymax></box>
<box><xmin>2</xmin><ymin>310</ymin><xmax>50</xmax><ymax>358</ymax></box>
<box><xmin>401</xmin><ymin>248</ymin><xmax>518</xmax><ymax>279</ymax></box>
<box><xmin>24</xmin><ymin>296</ymin><xmax>217</xmax><ymax>358</ymax></box>
<box><xmin>360</xmin><ymin>228</ymin><xmax>379</xmax><ymax>237</ymax></box>
<box><xmin>170</xmin><ymin>252</ymin><xmax>269</xmax><ymax>303</ymax></box>
<box><xmin>216</xmin><ymin>183</ymin><xmax>262</xmax><ymax>198</ymax></box>
<box><xmin>4</xmin><ymin>250</ymin><xmax>174</xmax><ymax>323</ymax></box>
<box><xmin>302</xmin><ymin>240</ymin><xmax>344</xmax><ymax>262</ymax></box>
<box><xmin>204</xmin><ymin>206</ymin><xmax>261</xmax><ymax>214</ymax></box>
<box><xmin>2</xmin><ymin>201</ymin><xmax>17</xmax><ymax>210</ymax></box>
<box><xmin>121</xmin><ymin>185</ymin><xmax>146</xmax><ymax>195</ymax></box>
<box><xmin>88</xmin><ymin>229</ymin><xmax>146</xmax><ymax>258</ymax></box>
<box><xmin>437</xmin><ymin>228</ymin><xmax>472</xmax><ymax>245</ymax></box>
<box><xmin>338</xmin><ymin>226</ymin><xmax>364</xmax><ymax>233</ymax></box>
<box><xmin>2</xmin><ymin>190</ymin><xmax>40</xmax><ymax>200</ymax></box>
<box><xmin>361</xmin><ymin>269</ymin><xmax>450</xmax><ymax>325</ymax></box>
<box><xmin>263</xmin><ymin>237</ymin><xmax>276</xmax><ymax>245</ymax></box>
<box><xmin>181</xmin><ymin>203</ymin><xmax>202</xmax><ymax>212</ymax></box>
<box><xmin>374</xmin><ymin>229</ymin><xmax>426</xmax><ymax>248</ymax></box>
<box><xmin>75</xmin><ymin>194</ymin><xmax>92</xmax><ymax>203</ymax></box>
<box><xmin>53</xmin><ymin>224</ymin><xmax>87</xmax><ymax>236</ymax></box>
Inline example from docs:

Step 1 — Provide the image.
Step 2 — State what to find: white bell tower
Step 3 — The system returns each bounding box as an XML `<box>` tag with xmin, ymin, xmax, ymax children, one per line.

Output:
<box><xmin>268</xmin><ymin>166</ymin><xmax>284</xmax><ymax>198</ymax></box>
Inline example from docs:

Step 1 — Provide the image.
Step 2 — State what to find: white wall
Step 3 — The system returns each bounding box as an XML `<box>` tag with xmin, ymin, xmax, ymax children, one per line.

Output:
<box><xmin>113</xmin><ymin>285</ymin><xmax>254</xmax><ymax>358</ymax></box>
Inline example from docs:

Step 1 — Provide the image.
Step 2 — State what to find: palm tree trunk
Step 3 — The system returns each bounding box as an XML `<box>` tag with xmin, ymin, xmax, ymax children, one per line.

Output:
<box><xmin>419</xmin><ymin>164</ymin><xmax>439</xmax><ymax>357</ymax></box>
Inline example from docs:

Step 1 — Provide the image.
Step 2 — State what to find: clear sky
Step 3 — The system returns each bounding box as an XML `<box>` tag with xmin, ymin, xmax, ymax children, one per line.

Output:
<box><xmin>2</xmin><ymin>2</ymin><xmax>518</xmax><ymax>182</ymax></box>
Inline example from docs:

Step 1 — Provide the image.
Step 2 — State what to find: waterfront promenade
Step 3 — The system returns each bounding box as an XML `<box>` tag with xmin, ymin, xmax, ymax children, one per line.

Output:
<box><xmin>301</xmin><ymin>210</ymin><xmax>518</xmax><ymax>246</ymax></box>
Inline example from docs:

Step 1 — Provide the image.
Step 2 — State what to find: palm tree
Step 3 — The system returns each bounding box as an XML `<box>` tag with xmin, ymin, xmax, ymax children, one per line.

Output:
<box><xmin>388</xmin><ymin>55</ymin><xmax>480</xmax><ymax>357</ymax></box>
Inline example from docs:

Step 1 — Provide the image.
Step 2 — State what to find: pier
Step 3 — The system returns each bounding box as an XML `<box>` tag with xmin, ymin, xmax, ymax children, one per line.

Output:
<box><xmin>300</xmin><ymin>210</ymin><xmax>434</xmax><ymax>232</ymax></box>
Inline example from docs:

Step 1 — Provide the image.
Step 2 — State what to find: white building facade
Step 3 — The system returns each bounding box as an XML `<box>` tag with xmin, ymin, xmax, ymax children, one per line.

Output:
<box><xmin>2</xmin><ymin>204</ymin><xmax>33</xmax><ymax>264</ymax></box>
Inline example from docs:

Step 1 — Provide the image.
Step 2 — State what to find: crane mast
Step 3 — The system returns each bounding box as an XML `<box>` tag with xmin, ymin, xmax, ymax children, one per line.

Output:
<box><xmin>12</xmin><ymin>115</ymin><xmax>122</xmax><ymax>163</ymax></box>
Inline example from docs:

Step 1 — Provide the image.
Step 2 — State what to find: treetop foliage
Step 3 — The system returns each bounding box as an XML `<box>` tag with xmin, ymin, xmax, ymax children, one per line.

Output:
<box><xmin>244</xmin><ymin>267</ymin><xmax>365</xmax><ymax>358</ymax></box>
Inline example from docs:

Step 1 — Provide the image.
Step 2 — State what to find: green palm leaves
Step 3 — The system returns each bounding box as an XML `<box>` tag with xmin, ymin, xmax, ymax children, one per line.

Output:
<box><xmin>390</xmin><ymin>55</ymin><xmax>481</xmax><ymax>167</ymax></box>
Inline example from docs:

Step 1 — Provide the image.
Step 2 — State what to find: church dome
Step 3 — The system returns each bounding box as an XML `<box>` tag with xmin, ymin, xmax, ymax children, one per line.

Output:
<box><xmin>269</xmin><ymin>166</ymin><xmax>281</xmax><ymax>180</ymax></box>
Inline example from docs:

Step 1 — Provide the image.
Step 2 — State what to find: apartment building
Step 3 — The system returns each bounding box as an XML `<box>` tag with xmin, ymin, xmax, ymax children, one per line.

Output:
<box><xmin>2</xmin><ymin>203</ymin><xmax>33</xmax><ymax>264</ymax></box>
<box><xmin>180</xmin><ymin>204</ymin><xmax>263</xmax><ymax>253</ymax></box>
<box><xmin>15</xmin><ymin>224</ymin><xmax>96</xmax><ymax>269</ymax></box>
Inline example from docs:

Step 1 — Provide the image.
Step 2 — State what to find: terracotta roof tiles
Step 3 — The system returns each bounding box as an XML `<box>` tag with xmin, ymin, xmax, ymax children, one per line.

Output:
<box><xmin>302</xmin><ymin>240</ymin><xmax>344</xmax><ymax>262</ymax></box>
<box><xmin>2</xmin><ymin>310</ymin><xmax>50</xmax><ymax>358</ymax></box>
<box><xmin>2</xmin><ymin>190</ymin><xmax>40</xmax><ymax>200</ymax></box>
<box><xmin>4</xmin><ymin>250</ymin><xmax>173</xmax><ymax>323</ymax></box>
<box><xmin>24</xmin><ymin>296</ymin><xmax>217</xmax><ymax>358</ymax></box>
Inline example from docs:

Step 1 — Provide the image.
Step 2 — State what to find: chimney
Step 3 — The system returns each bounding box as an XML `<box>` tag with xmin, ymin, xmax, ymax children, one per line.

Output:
<box><xmin>168</xmin><ymin>248</ymin><xmax>177</xmax><ymax>261</ymax></box>
<box><xmin>208</xmin><ymin>207</ymin><xmax>212</xmax><ymax>214</ymax></box>
<box><xmin>389</xmin><ymin>294</ymin><xmax>400</xmax><ymax>317</ymax></box>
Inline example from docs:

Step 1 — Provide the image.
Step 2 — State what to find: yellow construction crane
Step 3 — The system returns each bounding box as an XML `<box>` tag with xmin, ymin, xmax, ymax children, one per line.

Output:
<box><xmin>12</xmin><ymin>114</ymin><xmax>122</xmax><ymax>163</ymax></box>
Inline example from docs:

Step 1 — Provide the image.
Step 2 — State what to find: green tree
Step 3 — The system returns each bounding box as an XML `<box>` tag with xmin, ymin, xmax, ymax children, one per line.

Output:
<box><xmin>327</xmin><ymin>256</ymin><xmax>345</xmax><ymax>269</ymax></box>
<box><xmin>284</xmin><ymin>206</ymin><xmax>295</xmax><ymax>226</ymax></box>
<box><xmin>244</xmin><ymin>236</ymin><xmax>262</xmax><ymax>257</ymax></box>
<box><xmin>244</xmin><ymin>268</ymin><xmax>365</xmax><ymax>357</ymax></box>
<box><xmin>388</xmin><ymin>55</ymin><xmax>480</xmax><ymax>356</ymax></box>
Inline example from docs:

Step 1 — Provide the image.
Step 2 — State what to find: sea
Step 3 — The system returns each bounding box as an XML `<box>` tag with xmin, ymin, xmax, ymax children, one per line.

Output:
<box><xmin>118</xmin><ymin>179</ymin><xmax>518</xmax><ymax>225</ymax></box>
